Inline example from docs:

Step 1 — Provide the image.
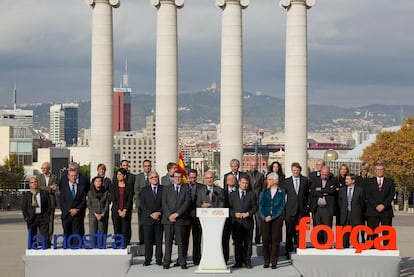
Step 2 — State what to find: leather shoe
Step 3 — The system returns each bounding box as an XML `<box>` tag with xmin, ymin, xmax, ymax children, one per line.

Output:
<box><xmin>271</xmin><ymin>264</ymin><xmax>277</xmax><ymax>269</ymax></box>
<box><xmin>232</xmin><ymin>263</ymin><xmax>243</xmax><ymax>268</ymax></box>
<box><xmin>143</xmin><ymin>262</ymin><xmax>150</xmax><ymax>266</ymax></box>
<box><xmin>181</xmin><ymin>265</ymin><xmax>188</xmax><ymax>269</ymax></box>
<box><xmin>156</xmin><ymin>261</ymin><xmax>162</xmax><ymax>266</ymax></box>
<box><xmin>263</xmin><ymin>264</ymin><xmax>269</xmax><ymax>268</ymax></box>
<box><xmin>163</xmin><ymin>265</ymin><xmax>170</xmax><ymax>269</ymax></box>
<box><xmin>245</xmin><ymin>263</ymin><xmax>253</xmax><ymax>269</ymax></box>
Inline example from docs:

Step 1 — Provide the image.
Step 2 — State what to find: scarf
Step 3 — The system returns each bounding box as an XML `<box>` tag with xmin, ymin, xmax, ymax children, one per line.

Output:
<box><xmin>30</xmin><ymin>188</ymin><xmax>40</xmax><ymax>207</ymax></box>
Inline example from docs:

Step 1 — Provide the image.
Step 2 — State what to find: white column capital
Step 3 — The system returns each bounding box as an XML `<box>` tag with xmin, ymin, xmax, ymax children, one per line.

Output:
<box><xmin>279</xmin><ymin>0</ymin><xmax>314</xmax><ymax>10</ymax></box>
<box><xmin>151</xmin><ymin>0</ymin><xmax>184</xmax><ymax>9</ymax></box>
<box><xmin>85</xmin><ymin>0</ymin><xmax>120</xmax><ymax>8</ymax></box>
<box><xmin>216</xmin><ymin>0</ymin><xmax>249</xmax><ymax>10</ymax></box>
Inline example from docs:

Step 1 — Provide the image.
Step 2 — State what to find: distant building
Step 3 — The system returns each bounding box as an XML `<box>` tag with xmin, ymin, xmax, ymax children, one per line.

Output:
<box><xmin>0</xmin><ymin>108</ymin><xmax>33</xmax><ymax>127</ymax></box>
<box><xmin>113</xmin><ymin>60</ymin><xmax>131</xmax><ymax>133</ymax></box>
<box><xmin>114</xmin><ymin>115</ymin><xmax>155</xmax><ymax>173</ymax></box>
<box><xmin>0</xmin><ymin>118</ymin><xmax>40</xmax><ymax>166</ymax></box>
<box><xmin>49</xmin><ymin>103</ymin><xmax>79</xmax><ymax>146</ymax></box>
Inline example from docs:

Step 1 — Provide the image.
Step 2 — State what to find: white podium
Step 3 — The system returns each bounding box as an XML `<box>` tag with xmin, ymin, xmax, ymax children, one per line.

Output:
<box><xmin>196</xmin><ymin>208</ymin><xmax>230</xmax><ymax>273</ymax></box>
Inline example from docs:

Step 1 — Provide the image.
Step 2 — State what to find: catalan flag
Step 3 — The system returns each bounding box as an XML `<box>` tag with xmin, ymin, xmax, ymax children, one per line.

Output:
<box><xmin>178</xmin><ymin>148</ymin><xmax>188</xmax><ymax>184</ymax></box>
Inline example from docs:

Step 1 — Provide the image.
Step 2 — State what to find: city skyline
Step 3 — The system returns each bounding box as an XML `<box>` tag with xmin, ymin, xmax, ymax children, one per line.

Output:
<box><xmin>0</xmin><ymin>1</ymin><xmax>413</xmax><ymax>107</ymax></box>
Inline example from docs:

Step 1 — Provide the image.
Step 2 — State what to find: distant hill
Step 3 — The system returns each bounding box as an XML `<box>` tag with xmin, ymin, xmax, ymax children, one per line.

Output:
<box><xmin>5</xmin><ymin>90</ymin><xmax>414</xmax><ymax>133</ymax></box>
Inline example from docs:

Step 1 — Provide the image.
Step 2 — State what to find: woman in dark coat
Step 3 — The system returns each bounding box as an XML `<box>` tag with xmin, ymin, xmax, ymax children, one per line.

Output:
<box><xmin>111</xmin><ymin>168</ymin><xmax>134</xmax><ymax>247</ymax></box>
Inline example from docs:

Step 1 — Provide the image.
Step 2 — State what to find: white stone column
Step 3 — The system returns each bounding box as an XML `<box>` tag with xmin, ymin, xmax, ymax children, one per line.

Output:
<box><xmin>151</xmin><ymin>0</ymin><xmax>183</xmax><ymax>171</ymax></box>
<box><xmin>280</xmin><ymin>0</ymin><xmax>314</xmax><ymax>177</ymax></box>
<box><xmin>86</xmin><ymin>0</ymin><xmax>119</xmax><ymax>179</ymax></box>
<box><xmin>217</xmin><ymin>0</ymin><xmax>248</xmax><ymax>184</ymax></box>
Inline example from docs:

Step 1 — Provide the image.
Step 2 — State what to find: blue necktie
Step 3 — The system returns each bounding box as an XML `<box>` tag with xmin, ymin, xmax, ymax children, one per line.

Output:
<box><xmin>175</xmin><ymin>186</ymin><xmax>179</xmax><ymax>199</ymax></box>
<box><xmin>71</xmin><ymin>184</ymin><xmax>76</xmax><ymax>199</ymax></box>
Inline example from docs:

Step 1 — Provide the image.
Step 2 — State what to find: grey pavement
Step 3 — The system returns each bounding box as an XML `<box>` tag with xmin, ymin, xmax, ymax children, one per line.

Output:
<box><xmin>1</xmin><ymin>210</ymin><xmax>413</xmax><ymax>277</ymax></box>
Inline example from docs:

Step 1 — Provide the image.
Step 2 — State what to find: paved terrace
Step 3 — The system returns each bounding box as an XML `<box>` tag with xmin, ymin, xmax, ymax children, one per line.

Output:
<box><xmin>1</xmin><ymin>210</ymin><xmax>413</xmax><ymax>277</ymax></box>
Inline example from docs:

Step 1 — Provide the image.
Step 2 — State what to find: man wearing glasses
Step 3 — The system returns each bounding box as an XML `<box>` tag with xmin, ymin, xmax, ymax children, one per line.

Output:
<box><xmin>140</xmin><ymin>170</ymin><xmax>164</xmax><ymax>266</ymax></box>
<box><xmin>161</xmin><ymin>171</ymin><xmax>191</xmax><ymax>269</ymax></box>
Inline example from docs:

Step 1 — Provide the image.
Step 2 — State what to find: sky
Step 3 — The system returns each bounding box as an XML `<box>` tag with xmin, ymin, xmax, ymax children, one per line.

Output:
<box><xmin>0</xmin><ymin>0</ymin><xmax>413</xmax><ymax>107</ymax></box>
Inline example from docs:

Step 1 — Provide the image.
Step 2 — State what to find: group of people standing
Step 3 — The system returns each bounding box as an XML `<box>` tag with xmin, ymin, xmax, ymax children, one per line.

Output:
<box><xmin>21</xmin><ymin>158</ymin><xmax>395</xmax><ymax>270</ymax></box>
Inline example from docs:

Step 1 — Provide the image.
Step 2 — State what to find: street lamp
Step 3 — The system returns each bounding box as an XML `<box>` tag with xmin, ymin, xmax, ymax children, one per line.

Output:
<box><xmin>254</xmin><ymin>129</ymin><xmax>264</xmax><ymax>171</ymax></box>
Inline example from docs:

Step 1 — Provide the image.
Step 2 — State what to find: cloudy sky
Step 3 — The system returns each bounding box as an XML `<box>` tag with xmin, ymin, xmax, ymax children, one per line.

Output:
<box><xmin>0</xmin><ymin>0</ymin><xmax>413</xmax><ymax>107</ymax></box>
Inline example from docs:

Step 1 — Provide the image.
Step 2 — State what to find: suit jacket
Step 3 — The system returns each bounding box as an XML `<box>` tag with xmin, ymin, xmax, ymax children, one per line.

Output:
<box><xmin>134</xmin><ymin>172</ymin><xmax>149</xmax><ymax>211</ymax></box>
<box><xmin>59</xmin><ymin>180</ymin><xmax>87</xmax><ymax>220</ymax></box>
<box><xmin>229</xmin><ymin>189</ymin><xmax>257</xmax><ymax>228</ymax></box>
<box><xmin>110</xmin><ymin>181</ymin><xmax>134</xmax><ymax>213</ymax></box>
<box><xmin>310</xmin><ymin>176</ymin><xmax>337</xmax><ymax>216</ymax></box>
<box><xmin>161</xmin><ymin>184</ymin><xmax>191</xmax><ymax>226</ymax></box>
<box><xmin>223</xmin><ymin>186</ymin><xmax>237</xmax><ymax>208</ymax></box>
<box><xmin>282</xmin><ymin>175</ymin><xmax>310</xmax><ymax>217</ymax></box>
<box><xmin>187</xmin><ymin>182</ymin><xmax>204</xmax><ymax>216</ymax></box>
<box><xmin>338</xmin><ymin>185</ymin><xmax>366</xmax><ymax>226</ymax></box>
<box><xmin>247</xmin><ymin>170</ymin><xmax>265</xmax><ymax>197</ymax></box>
<box><xmin>196</xmin><ymin>185</ymin><xmax>225</xmax><ymax>208</ymax></box>
<box><xmin>140</xmin><ymin>184</ymin><xmax>164</xmax><ymax>225</ymax></box>
<box><xmin>365</xmin><ymin>177</ymin><xmax>395</xmax><ymax>217</ymax></box>
<box><xmin>22</xmin><ymin>190</ymin><xmax>50</xmax><ymax>224</ymax></box>
<box><xmin>36</xmin><ymin>173</ymin><xmax>58</xmax><ymax>208</ymax></box>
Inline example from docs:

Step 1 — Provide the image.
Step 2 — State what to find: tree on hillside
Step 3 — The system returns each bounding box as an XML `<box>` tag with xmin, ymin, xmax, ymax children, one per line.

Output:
<box><xmin>360</xmin><ymin>117</ymin><xmax>414</xmax><ymax>198</ymax></box>
<box><xmin>0</xmin><ymin>154</ymin><xmax>25</xmax><ymax>210</ymax></box>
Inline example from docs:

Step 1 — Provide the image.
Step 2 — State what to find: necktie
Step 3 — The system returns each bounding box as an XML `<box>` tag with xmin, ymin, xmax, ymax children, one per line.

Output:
<box><xmin>378</xmin><ymin>179</ymin><xmax>383</xmax><ymax>191</ymax></box>
<box><xmin>347</xmin><ymin>187</ymin><xmax>352</xmax><ymax>211</ymax></box>
<box><xmin>241</xmin><ymin>191</ymin><xmax>245</xmax><ymax>206</ymax></box>
<box><xmin>71</xmin><ymin>184</ymin><xmax>76</xmax><ymax>199</ymax></box>
<box><xmin>145</xmin><ymin>174</ymin><xmax>148</xmax><ymax>185</ymax></box>
<box><xmin>175</xmin><ymin>186</ymin><xmax>179</xmax><ymax>198</ymax></box>
<box><xmin>153</xmin><ymin>186</ymin><xmax>157</xmax><ymax>199</ymax></box>
<box><xmin>294</xmin><ymin>179</ymin><xmax>299</xmax><ymax>194</ymax></box>
<box><xmin>209</xmin><ymin>188</ymin><xmax>213</xmax><ymax>201</ymax></box>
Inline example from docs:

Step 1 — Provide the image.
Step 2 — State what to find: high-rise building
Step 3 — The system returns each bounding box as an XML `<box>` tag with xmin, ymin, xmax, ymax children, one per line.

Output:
<box><xmin>114</xmin><ymin>115</ymin><xmax>155</xmax><ymax>173</ymax></box>
<box><xmin>113</xmin><ymin>60</ymin><xmax>131</xmax><ymax>133</ymax></box>
<box><xmin>49</xmin><ymin>103</ymin><xmax>79</xmax><ymax>146</ymax></box>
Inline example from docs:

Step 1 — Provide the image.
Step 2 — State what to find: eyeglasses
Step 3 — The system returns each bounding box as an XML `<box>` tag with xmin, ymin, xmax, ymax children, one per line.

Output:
<box><xmin>149</xmin><ymin>176</ymin><xmax>158</xmax><ymax>179</ymax></box>
<box><xmin>173</xmin><ymin>175</ymin><xmax>182</xmax><ymax>178</ymax></box>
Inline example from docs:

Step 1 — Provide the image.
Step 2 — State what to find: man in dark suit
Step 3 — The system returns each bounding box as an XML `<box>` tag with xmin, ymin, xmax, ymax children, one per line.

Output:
<box><xmin>135</xmin><ymin>159</ymin><xmax>152</xmax><ymax>245</ymax></box>
<box><xmin>223</xmin><ymin>158</ymin><xmax>245</xmax><ymax>190</ymax></box>
<box><xmin>338</xmin><ymin>173</ymin><xmax>366</xmax><ymax>248</ymax></box>
<box><xmin>59</xmin><ymin>168</ymin><xmax>87</xmax><ymax>245</ymax></box>
<box><xmin>161</xmin><ymin>171</ymin><xmax>191</xmax><ymax>269</ymax></box>
<box><xmin>282</xmin><ymin>162</ymin><xmax>310</xmax><ymax>258</ymax></box>
<box><xmin>229</xmin><ymin>175</ymin><xmax>257</xmax><ymax>269</ymax></box>
<box><xmin>186</xmin><ymin>169</ymin><xmax>203</xmax><ymax>265</ymax></box>
<box><xmin>246</xmin><ymin>160</ymin><xmax>264</xmax><ymax>245</ymax></box>
<box><xmin>140</xmin><ymin>170</ymin><xmax>164</xmax><ymax>266</ymax></box>
<box><xmin>36</xmin><ymin>162</ymin><xmax>58</xmax><ymax>246</ymax></box>
<box><xmin>222</xmin><ymin>173</ymin><xmax>237</xmax><ymax>264</ymax></box>
<box><xmin>197</xmin><ymin>170</ymin><xmax>224</xmax><ymax>208</ymax></box>
<box><xmin>365</xmin><ymin>164</ymin><xmax>395</xmax><ymax>244</ymax></box>
<box><xmin>310</xmin><ymin>165</ymin><xmax>337</xmax><ymax>244</ymax></box>
<box><xmin>22</xmin><ymin>177</ymin><xmax>50</xmax><ymax>248</ymax></box>
<box><xmin>161</xmin><ymin>162</ymin><xmax>177</xmax><ymax>186</ymax></box>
